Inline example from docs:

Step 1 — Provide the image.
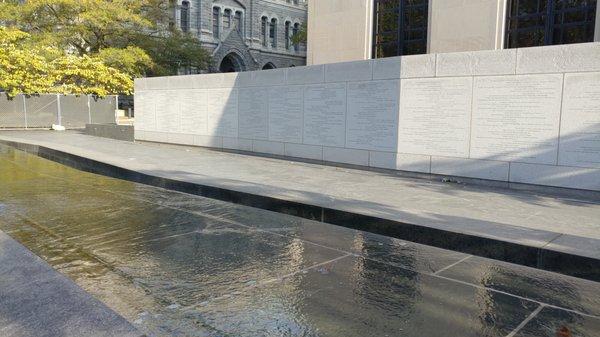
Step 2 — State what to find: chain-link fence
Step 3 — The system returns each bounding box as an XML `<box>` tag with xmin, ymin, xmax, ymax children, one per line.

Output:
<box><xmin>0</xmin><ymin>94</ymin><xmax>117</xmax><ymax>129</ymax></box>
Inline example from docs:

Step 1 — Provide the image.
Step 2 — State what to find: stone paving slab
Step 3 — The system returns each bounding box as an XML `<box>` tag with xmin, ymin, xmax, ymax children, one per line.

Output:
<box><xmin>0</xmin><ymin>231</ymin><xmax>143</xmax><ymax>337</ymax></box>
<box><xmin>1</xmin><ymin>145</ymin><xmax>600</xmax><ymax>337</ymax></box>
<box><xmin>0</xmin><ymin>131</ymin><xmax>599</xmax><ymax>278</ymax></box>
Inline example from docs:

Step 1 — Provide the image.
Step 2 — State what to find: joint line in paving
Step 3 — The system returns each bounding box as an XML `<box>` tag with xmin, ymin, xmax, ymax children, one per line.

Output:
<box><xmin>7</xmin><ymin>211</ymin><xmax>177</xmax><ymax>307</ymax></box>
<box><xmin>433</xmin><ymin>272</ymin><xmax>600</xmax><ymax>319</ymax></box>
<box><xmin>141</xmin><ymin>231</ymin><xmax>199</xmax><ymax>243</ymax></box>
<box><xmin>540</xmin><ymin>232</ymin><xmax>564</xmax><ymax>250</ymax></box>
<box><xmin>180</xmin><ymin>253</ymin><xmax>353</xmax><ymax>311</ymax></box>
<box><xmin>505</xmin><ymin>304</ymin><xmax>544</xmax><ymax>337</ymax></box>
<box><xmin>4</xmin><ymin>157</ymin><xmax>600</xmax><ymax>320</ymax></box>
<box><xmin>433</xmin><ymin>255</ymin><xmax>472</xmax><ymax>275</ymax></box>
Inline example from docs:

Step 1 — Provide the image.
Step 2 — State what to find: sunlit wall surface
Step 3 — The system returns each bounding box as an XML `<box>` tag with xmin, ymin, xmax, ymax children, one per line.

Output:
<box><xmin>307</xmin><ymin>0</ymin><xmax>600</xmax><ymax>65</ymax></box>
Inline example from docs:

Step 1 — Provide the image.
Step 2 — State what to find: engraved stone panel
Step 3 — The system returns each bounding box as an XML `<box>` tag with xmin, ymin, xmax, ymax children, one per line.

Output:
<box><xmin>155</xmin><ymin>90</ymin><xmax>180</xmax><ymax>133</ymax></box>
<box><xmin>180</xmin><ymin>89</ymin><xmax>208</xmax><ymax>135</ymax></box>
<box><xmin>346</xmin><ymin>80</ymin><xmax>399</xmax><ymax>152</ymax></box>
<box><xmin>559</xmin><ymin>72</ymin><xmax>600</xmax><ymax>168</ymax></box>
<box><xmin>238</xmin><ymin>88</ymin><xmax>268</xmax><ymax>140</ymax></box>
<box><xmin>269</xmin><ymin>86</ymin><xmax>304</xmax><ymax>143</ymax></box>
<box><xmin>303</xmin><ymin>83</ymin><xmax>346</xmax><ymax>147</ymax></box>
<box><xmin>134</xmin><ymin>91</ymin><xmax>155</xmax><ymax>131</ymax></box>
<box><xmin>207</xmin><ymin>88</ymin><xmax>238</xmax><ymax>137</ymax></box>
<box><xmin>398</xmin><ymin>77</ymin><xmax>473</xmax><ymax>157</ymax></box>
<box><xmin>471</xmin><ymin>74</ymin><xmax>563</xmax><ymax>164</ymax></box>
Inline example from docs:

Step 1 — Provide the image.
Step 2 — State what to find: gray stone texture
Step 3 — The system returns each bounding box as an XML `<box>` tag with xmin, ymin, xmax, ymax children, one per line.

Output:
<box><xmin>171</xmin><ymin>0</ymin><xmax>307</xmax><ymax>73</ymax></box>
<box><xmin>84</xmin><ymin>124</ymin><xmax>134</xmax><ymax>142</ymax></box>
<box><xmin>134</xmin><ymin>42</ymin><xmax>600</xmax><ymax>192</ymax></box>
<box><xmin>0</xmin><ymin>231</ymin><xmax>142</xmax><ymax>337</ymax></box>
<box><xmin>2</xmin><ymin>131</ymin><xmax>600</xmax><ymax>251</ymax></box>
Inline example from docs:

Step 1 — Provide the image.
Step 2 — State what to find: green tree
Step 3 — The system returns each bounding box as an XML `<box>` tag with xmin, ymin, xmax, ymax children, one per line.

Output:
<box><xmin>0</xmin><ymin>27</ymin><xmax>133</xmax><ymax>97</ymax></box>
<box><xmin>96</xmin><ymin>47</ymin><xmax>153</xmax><ymax>78</ymax></box>
<box><xmin>0</xmin><ymin>27</ymin><xmax>53</xmax><ymax>97</ymax></box>
<box><xmin>50</xmin><ymin>54</ymin><xmax>133</xmax><ymax>96</ymax></box>
<box><xmin>291</xmin><ymin>22</ymin><xmax>307</xmax><ymax>45</ymax></box>
<box><xmin>0</xmin><ymin>0</ymin><xmax>211</xmax><ymax>77</ymax></box>
<box><xmin>137</xmin><ymin>30</ymin><xmax>212</xmax><ymax>76</ymax></box>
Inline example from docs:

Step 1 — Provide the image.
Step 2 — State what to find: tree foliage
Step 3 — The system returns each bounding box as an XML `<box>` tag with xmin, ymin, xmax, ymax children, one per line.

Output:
<box><xmin>0</xmin><ymin>27</ymin><xmax>53</xmax><ymax>97</ymax></box>
<box><xmin>0</xmin><ymin>27</ymin><xmax>133</xmax><ymax>97</ymax></box>
<box><xmin>138</xmin><ymin>30</ymin><xmax>212</xmax><ymax>76</ymax></box>
<box><xmin>96</xmin><ymin>47</ymin><xmax>153</xmax><ymax>78</ymax></box>
<box><xmin>291</xmin><ymin>22</ymin><xmax>307</xmax><ymax>45</ymax></box>
<box><xmin>0</xmin><ymin>0</ymin><xmax>211</xmax><ymax>96</ymax></box>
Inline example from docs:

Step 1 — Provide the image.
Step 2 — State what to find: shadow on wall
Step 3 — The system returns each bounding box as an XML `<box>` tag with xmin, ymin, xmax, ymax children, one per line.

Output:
<box><xmin>209</xmin><ymin>71</ymin><xmax>600</xmax><ymax>195</ymax></box>
<box><xmin>405</xmin><ymin>122</ymin><xmax>600</xmax><ymax>193</ymax></box>
<box><xmin>140</xmin><ymin>66</ymin><xmax>600</xmax><ymax>196</ymax></box>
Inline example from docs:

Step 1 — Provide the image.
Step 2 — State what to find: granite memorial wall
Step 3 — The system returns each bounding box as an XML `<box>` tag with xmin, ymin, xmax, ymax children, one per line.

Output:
<box><xmin>134</xmin><ymin>42</ymin><xmax>600</xmax><ymax>191</ymax></box>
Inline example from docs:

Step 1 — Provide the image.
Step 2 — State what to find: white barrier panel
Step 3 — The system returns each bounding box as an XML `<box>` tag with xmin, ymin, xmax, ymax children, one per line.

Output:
<box><xmin>134</xmin><ymin>42</ymin><xmax>600</xmax><ymax>191</ymax></box>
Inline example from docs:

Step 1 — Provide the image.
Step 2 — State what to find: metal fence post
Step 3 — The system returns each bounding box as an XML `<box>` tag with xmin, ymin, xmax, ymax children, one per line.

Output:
<box><xmin>114</xmin><ymin>95</ymin><xmax>119</xmax><ymax>124</ymax></box>
<box><xmin>22</xmin><ymin>94</ymin><xmax>28</xmax><ymax>129</ymax></box>
<box><xmin>87</xmin><ymin>94</ymin><xmax>92</xmax><ymax>124</ymax></box>
<box><xmin>56</xmin><ymin>93</ymin><xmax>62</xmax><ymax>126</ymax></box>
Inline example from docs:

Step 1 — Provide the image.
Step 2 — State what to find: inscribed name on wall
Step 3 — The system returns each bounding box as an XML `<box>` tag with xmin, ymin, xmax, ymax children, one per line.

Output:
<box><xmin>134</xmin><ymin>91</ymin><xmax>156</xmax><ymax>131</ymax></box>
<box><xmin>346</xmin><ymin>80</ymin><xmax>399</xmax><ymax>152</ymax></box>
<box><xmin>398</xmin><ymin>77</ymin><xmax>472</xmax><ymax>157</ymax></box>
<box><xmin>155</xmin><ymin>90</ymin><xmax>180</xmax><ymax>133</ymax></box>
<box><xmin>471</xmin><ymin>74</ymin><xmax>563</xmax><ymax>165</ymax></box>
<box><xmin>269</xmin><ymin>86</ymin><xmax>304</xmax><ymax>143</ymax></box>
<box><xmin>303</xmin><ymin>83</ymin><xmax>346</xmax><ymax>147</ymax></box>
<box><xmin>207</xmin><ymin>88</ymin><xmax>238</xmax><ymax>137</ymax></box>
<box><xmin>559</xmin><ymin>72</ymin><xmax>600</xmax><ymax>168</ymax></box>
<box><xmin>179</xmin><ymin>89</ymin><xmax>208</xmax><ymax>135</ymax></box>
<box><xmin>238</xmin><ymin>88</ymin><xmax>269</xmax><ymax>140</ymax></box>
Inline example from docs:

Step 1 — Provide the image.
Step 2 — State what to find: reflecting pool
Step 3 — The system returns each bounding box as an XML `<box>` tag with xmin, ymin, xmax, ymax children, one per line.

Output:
<box><xmin>0</xmin><ymin>145</ymin><xmax>599</xmax><ymax>337</ymax></box>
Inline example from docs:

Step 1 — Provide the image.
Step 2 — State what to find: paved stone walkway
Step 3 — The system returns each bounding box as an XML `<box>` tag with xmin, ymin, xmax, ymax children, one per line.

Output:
<box><xmin>0</xmin><ymin>230</ymin><xmax>143</xmax><ymax>337</ymax></box>
<box><xmin>0</xmin><ymin>130</ymin><xmax>599</xmax><ymax>263</ymax></box>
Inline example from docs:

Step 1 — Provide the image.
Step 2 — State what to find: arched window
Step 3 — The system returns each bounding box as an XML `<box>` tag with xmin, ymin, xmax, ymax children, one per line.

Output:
<box><xmin>213</xmin><ymin>7</ymin><xmax>220</xmax><ymax>38</ymax></box>
<box><xmin>234</xmin><ymin>11</ymin><xmax>242</xmax><ymax>33</ymax></box>
<box><xmin>223</xmin><ymin>9</ymin><xmax>231</xmax><ymax>29</ymax></box>
<box><xmin>292</xmin><ymin>23</ymin><xmax>300</xmax><ymax>52</ymax></box>
<box><xmin>261</xmin><ymin>16</ymin><xmax>268</xmax><ymax>46</ymax></box>
<box><xmin>285</xmin><ymin>21</ymin><xmax>291</xmax><ymax>49</ymax></box>
<box><xmin>270</xmin><ymin>18</ymin><xmax>277</xmax><ymax>48</ymax></box>
<box><xmin>180</xmin><ymin>1</ymin><xmax>190</xmax><ymax>33</ymax></box>
<box><xmin>293</xmin><ymin>0</ymin><xmax>299</xmax><ymax>4</ymax></box>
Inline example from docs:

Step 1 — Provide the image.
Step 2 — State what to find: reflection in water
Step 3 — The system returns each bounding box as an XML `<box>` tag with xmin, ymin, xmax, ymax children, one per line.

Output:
<box><xmin>1</xmin><ymin>145</ymin><xmax>596</xmax><ymax>337</ymax></box>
